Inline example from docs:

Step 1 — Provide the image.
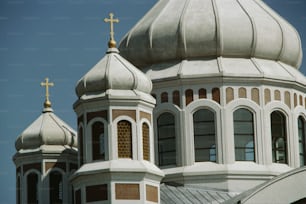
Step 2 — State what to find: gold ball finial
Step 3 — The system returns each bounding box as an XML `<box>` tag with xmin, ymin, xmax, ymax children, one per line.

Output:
<box><xmin>108</xmin><ymin>39</ymin><xmax>117</xmax><ymax>48</ymax></box>
<box><xmin>44</xmin><ymin>100</ymin><xmax>52</xmax><ymax>108</ymax></box>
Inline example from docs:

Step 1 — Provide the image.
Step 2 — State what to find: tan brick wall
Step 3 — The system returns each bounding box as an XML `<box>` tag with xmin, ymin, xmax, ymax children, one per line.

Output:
<box><xmin>146</xmin><ymin>185</ymin><xmax>158</xmax><ymax>203</ymax></box>
<box><xmin>112</xmin><ymin>110</ymin><xmax>136</xmax><ymax>121</ymax></box>
<box><xmin>115</xmin><ymin>184</ymin><xmax>140</xmax><ymax>200</ymax></box>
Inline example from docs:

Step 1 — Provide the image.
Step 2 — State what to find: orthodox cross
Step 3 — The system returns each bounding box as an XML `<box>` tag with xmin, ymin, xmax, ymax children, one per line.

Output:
<box><xmin>104</xmin><ymin>13</ymin><xmax>119</xmax><ymax>47</ymax></box>
<box><xmin>41</xmin><ymin>77</ymin><xmax>54</xmax><ymax>108</ymax></box>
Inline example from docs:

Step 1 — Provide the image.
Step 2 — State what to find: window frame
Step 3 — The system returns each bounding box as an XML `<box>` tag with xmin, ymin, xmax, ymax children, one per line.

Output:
<box><xmin>193</xmin><ymin>108</ymin><xmax>217</xmax><ymax>162</ymax></box>
<box><xmin>298</xmin><ymin>116</ymin><xmax>306</xmax><ymax>166</ymax></box>
<box><xmin>233</xmin><ymin>108</ymin><xmax>256</xmax><ymax>162</ymax></box>
<box><xmin>271</xmin><ymin>110</ymin><xmax>288</xmax><ymax>164</ymax></box>
<box><xmin>157</xmin><ymin>112</ymin><xmax>177</xmax><ymax>167</ymax></box>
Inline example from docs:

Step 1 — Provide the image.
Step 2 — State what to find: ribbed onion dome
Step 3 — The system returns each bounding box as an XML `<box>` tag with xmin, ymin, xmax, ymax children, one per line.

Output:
<box><xmin>76</xmin><ymin>48</ymin><xmax>153</xmax><ymax>98</ymax></box>
<box><xmin>119</xmin><ymin>0</ymin><xmax>302</xmax><ymax>69</ymax></box>
<box><xmin>15</xmin><ymin>107</ymin><xmax>77</xmax><ymax>151</ymax></box>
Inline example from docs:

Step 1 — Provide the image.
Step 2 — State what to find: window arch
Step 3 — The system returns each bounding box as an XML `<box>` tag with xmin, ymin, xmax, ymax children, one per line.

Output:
<box><xmin>271</xmin><ymin>111</ymin><xmax>288</xmax><ymax>164</ymax></box>
<box><xmin>157</xmin><ymin>113</ymin><xmax>176</xmax><ymax>166</ymax></box>
<box><xmin>193</xmin><ymin>109</ymin><xmax>216</xmax><ymax>162</ymax></box>
<box><xmin>92</xmin><ymin>121</ymin><xmax>105</xmax><ymax>161</ymax></box>
<box><xmin>27</xmin><ymin>172</ymin><xmax>39</xmax><ymax>204</ymax></box>
<box><xmin>298</xmin><ymin>116</ymin><xmax>306</xmax><ymax>166</ymax></box>
<box><xmin>117</xmin><ymin>120</ymin><xmax>132</xmax><ymax>158</ymax></box>
<box><xmin>142</xmin><ymin>123</ymin><xmax>150</xmax><ymax>161</ymax></box>
<box><xmin>234</xmin><ymin>108</ymin><xmax>255</xmax><ymax>161</ymax></box>
<box><xmin>49</xmin><ymin>171</ymin><xmax>63</xmax><ymax>204</ymax></box>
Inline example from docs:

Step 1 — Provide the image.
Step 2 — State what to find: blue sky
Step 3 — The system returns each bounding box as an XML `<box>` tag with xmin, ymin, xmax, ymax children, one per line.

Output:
<box><xmin>0</xmin><ymin>0</ymin><xmax>305</xmax><ymax>203</ymax></box>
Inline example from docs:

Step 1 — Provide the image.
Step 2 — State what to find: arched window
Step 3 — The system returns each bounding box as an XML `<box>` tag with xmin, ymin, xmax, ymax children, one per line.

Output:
<box><xmin>142</xmin><ymin>123</ymin><xmax>150</xmax><ymax>161</ymax></box>
<box><xmin>185</xmin><ymin>89</ymin><xmax>193</xmax><ymax>106</ymax></box>
<box><xmin>172</xmin><ymin>90</ymin><xmax>180</xmax><ymax>107</ymax></box>
<box><xmin>199</xmin><ymin>88</ymin><xmax>207</xmax><ymax>99</ymax></box>
<box><xmin>92</xmin><ymin>121</ymin><xmax>105</xmax><ymax>161</ymax></box>
<box><xmin>161</xmin><ymin>92</ymin><xmax>168</xmax><ymax>103</ymax></box>
<box><xmin>17</xmin><ymin>175</ymin><xmax>21</xmax><ymax>204</ymax></box>
<box><xmin>298</xmin><ymin>116</ymin><xmax>306</xmax><ymax>166</ymax></box>
<box><xmin>50</xmin><ymin>171</ymin><xmax>63</xmax><ymax>204</ymax></box>
<box><xmin>78</xmin><ymin>126</ymin><xmax>84</xmax><ymax>166</ymax></box>
<box><xmin>117</xmin><ymin>120</ymin><xmax>132</xmax><ymax>158</ymax></box>
<box><xmin>27</xmin><ymin>172</ymin><xmax>38</xmax><ymax>204</ymax></box>
<box><xmin>157</xmin><ymin>113</ymin><xmax>176</xmax><ymax>166</ymax></box>
<box><xmin>212</xmin><ymin>88</ymin><xmax>220</xmax><ymax>104</ymax></box>
<box><xmin>193</xmin><ymin>109</ymin><xmax>216</xmax><ymax>162</ymax></box>
<box><xmin>271</xmin><ymin>111</ymin><xmax>287</xmax><ymax>164</ymax></box>
<box><xmin>234</xmin><ymin>108</ymin><xmax>255</xmax><ymax>161</ymax></box>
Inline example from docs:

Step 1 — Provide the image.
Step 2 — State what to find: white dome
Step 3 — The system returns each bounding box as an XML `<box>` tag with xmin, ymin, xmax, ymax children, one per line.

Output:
<box><xmin>76</xmin><ymin>48</ymin><xmax>153</xmax><ymax>98</ymax></box>
<box><xmin>119</xmin><ymin>0</ymin><xmax>302</xmax><ymax>69</ymax></box>
<box><xmin>15</xmin><ymin>107</ymin><xmax>77</xmax><ymax>151</ymax></box>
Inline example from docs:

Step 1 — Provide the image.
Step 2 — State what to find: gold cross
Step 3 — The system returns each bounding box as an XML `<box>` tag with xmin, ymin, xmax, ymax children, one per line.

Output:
<box><xmin>104</xmin><ymin>13</ymin><xmax>119</xmax><ymax>48</ymax></box>
<box><xmin>41</xmin><ymin>77</ymin><xmax>54</xmax><ymax>108</ymax></box>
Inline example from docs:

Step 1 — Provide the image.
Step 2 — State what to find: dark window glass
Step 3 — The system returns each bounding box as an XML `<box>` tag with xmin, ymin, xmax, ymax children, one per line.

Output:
<box><xmin>157</xmin><ymin>113</ymin><xmax>176</xmax><ymax>166</ymax></box>
<box><xmin>234</xmin><ymin>108</ymin><xmax>255</xmax><ymax>161</ymax></box>
<box><xmin>27</xmin><ymin>173</ymin><xmax>38</xmax><ymax>204</ymax></box>
<box><xmin>193</xmin><ymin>109</ymin><xmax>216</xmax><ymax>162</ymax></box>
<box><xmin>50</xmin><ymin>171</ymin><xmax>63</xmax><ymax>204</ymax></box>
<box><xmin>298</xmin><ymin>116</ymin><xmax>306</xmax><ymax>166</ymax></box>
<box><xmin>17</xmin><ymin>175</ymin><xmax>21</xmax><ymax>204</ymax></box>
<box><xmin>75</xmin><ymin>189</ymin><xmax>81</xmax><ymax>204</ymax></box>
<box><xmin>78</xmin><ymin>127</ymin><xmax>84</xmax><ymax>166</ymax></box>
<box><xmin>92</xmin><ymin>122</ymin><xmax>105</xmax><ymax>161</ymax></box>
<box><xmin>271</xmin><ymin>111</ymin><xmax>288</xmax><ymax>164</ymax></box>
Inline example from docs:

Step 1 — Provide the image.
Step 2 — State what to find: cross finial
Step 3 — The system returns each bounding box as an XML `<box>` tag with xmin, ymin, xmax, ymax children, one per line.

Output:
<box><xmin>40</xmin><ymin>77</ymin><xmax>54</xmax><ymax>108</ymax></box>
<box><xmin>104</xmin><ymin>13</ymin><xmax>119</xmax><ymax>48</ymax></box>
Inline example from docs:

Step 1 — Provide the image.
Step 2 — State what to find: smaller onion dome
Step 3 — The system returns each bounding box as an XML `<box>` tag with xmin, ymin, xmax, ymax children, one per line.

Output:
<box><xmin>15</xmin><ymin>107</ymin><xmax>77</xmax><ymax>151</ymax></box>
<box><xmin>75</xmin><ymin>47</ymin><xmax>153</xmax><ymax>98</ymax></box>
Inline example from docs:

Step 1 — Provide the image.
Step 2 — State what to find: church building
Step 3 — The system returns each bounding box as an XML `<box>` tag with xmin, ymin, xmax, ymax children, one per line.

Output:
<box><xmin>13</xmin><ymin>0</ymin><xmax>306</xmax><ymax>203</ymax></box>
